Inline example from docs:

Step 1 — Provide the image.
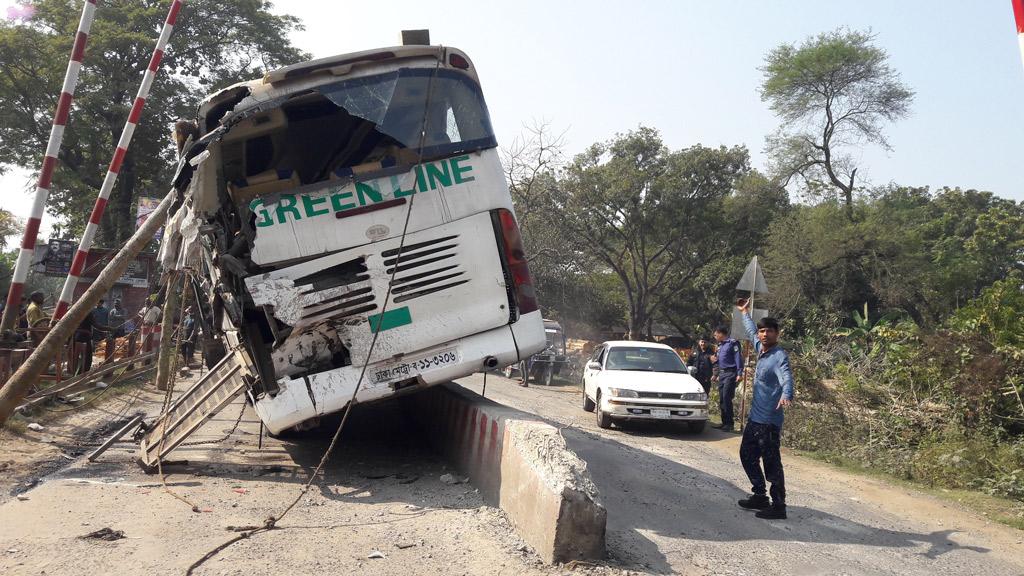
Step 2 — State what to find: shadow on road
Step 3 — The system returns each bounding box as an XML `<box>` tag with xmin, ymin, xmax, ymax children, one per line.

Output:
<box><xmin>560</xmin><ymin>424</ymin><xmax>992</xmax><ymax>574</ymax></box>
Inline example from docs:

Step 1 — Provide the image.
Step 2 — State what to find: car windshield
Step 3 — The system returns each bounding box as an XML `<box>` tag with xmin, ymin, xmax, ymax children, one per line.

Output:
<box><xmin>605</xmin><ymin>347</ymin><xmax>687</xmax><ymax>373</ymax></box>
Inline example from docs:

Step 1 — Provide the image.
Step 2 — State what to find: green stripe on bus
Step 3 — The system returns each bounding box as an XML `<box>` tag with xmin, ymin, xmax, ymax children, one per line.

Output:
<box><xmin>368</xmin><ymin>306</ymin><xmax>412</xmax><ymax>333</ymax></box>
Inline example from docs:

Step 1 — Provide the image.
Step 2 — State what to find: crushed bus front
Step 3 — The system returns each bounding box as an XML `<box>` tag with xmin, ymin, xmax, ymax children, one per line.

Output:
<box><xmin>164</xmin><ymin>44</ymin><xmax>545</xmax><ymax>434</ymax></box>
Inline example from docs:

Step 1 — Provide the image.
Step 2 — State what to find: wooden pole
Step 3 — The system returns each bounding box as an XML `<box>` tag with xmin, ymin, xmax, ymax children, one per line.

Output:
<box><xmin>0</xmin><ymin>191</ymin><xmax>174</xmax><ymax>426</ymax></box>
<box><xmin>154</xmin><ymin>270</ymin><xmax>184</xmax><ymax>391</ymax></box>
<box><xmin>738</xmin><ymin>256</ymin><xmax>759</xmax><ymax>432</ymax></box>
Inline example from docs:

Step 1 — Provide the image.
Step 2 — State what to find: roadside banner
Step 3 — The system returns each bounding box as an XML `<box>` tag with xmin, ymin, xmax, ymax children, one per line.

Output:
<box><xmin>136</xmin><ymin>197</ymin><xmax>164</xmax><ymax>242</ymax></box>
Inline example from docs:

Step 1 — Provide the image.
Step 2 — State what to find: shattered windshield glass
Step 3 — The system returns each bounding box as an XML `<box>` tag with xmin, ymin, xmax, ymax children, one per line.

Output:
<box><xmin>218</xmin><ymin>68</ymin><xmax>496</xmax><ymax>189</ymax></box>
<box><xmin>317</xmin><ymin>68</ymin><xmax>496</xmax><ymax>158</ymax></box>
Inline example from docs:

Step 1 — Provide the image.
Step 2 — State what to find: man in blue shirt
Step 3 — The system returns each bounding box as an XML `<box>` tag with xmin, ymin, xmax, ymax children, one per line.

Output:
<box><xmin>711</xmin><ymin>325</ymin><xmax>744</xmax><ymax>431</ymax></box>
<box><xmin>736</xmin><ymin>299</ymin><xmax>794</xmax><ymax>520</ymax></box>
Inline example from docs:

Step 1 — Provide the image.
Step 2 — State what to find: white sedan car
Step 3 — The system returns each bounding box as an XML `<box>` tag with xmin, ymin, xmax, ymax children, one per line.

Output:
<box><xmin>582</xmin><ymin>341</ymin><xmax>709</xmax><ymax>432</ymax></box>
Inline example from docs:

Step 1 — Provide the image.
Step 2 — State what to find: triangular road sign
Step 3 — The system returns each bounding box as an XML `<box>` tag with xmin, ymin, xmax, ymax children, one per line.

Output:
<box><xmin>736</xmin><ymin>255</ymin><xmax>769</xmax><ymax>294</ymax></box>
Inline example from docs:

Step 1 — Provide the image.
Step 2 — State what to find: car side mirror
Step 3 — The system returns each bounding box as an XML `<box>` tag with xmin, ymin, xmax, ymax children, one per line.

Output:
<box><xmin>586</xmin><ymin>361</ymin><xmax>602</xmax><ymax>371</ymax></box>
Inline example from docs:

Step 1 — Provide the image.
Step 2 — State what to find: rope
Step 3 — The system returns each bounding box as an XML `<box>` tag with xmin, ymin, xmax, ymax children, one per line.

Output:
<box><xmin>153</xmin><ymin>269</ymin><xmax>203</xmax><ymax>513</ymax></box>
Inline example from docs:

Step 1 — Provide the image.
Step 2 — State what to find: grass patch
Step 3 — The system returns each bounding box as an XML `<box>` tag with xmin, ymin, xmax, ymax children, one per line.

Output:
<box><xmin>792</xmin><ymin>446</ymin><xmax>1024</xmax><ymax>531</ymax></box>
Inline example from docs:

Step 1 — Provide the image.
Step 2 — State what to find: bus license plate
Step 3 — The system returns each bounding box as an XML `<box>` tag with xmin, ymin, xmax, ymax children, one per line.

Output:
<box><xmin>372</xmin><ymin>348</ymin><xmax>460</xmax><ymax>385</ymax></box>
<box><xmin>650</xmin><ymin>409</ymin><xmax>671</xmax><ymax>419</ymax></box>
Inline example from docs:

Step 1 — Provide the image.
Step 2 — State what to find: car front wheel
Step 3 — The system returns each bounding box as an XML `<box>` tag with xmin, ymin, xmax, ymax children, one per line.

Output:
<box><xmin>595</xmin><ymin>391</ymin><xmax>612</xmax><ymax>429</ymax></box>
<box><xmin>582</xmin><ymin>385</ymin><xmax>595</xmax><ymax>412</ymax></box>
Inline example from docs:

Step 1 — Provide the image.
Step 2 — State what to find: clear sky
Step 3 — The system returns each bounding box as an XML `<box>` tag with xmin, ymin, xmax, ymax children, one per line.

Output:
<box><xmin>3</xmin><ymin>0</ymin><xmax>1023</xmax><ymax>239</ymax></box>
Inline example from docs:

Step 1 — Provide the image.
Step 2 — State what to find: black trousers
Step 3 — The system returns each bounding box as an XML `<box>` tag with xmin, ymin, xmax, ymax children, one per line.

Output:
<box><xmin>740</xmin><ymin>421</ymin><xmax>786</xmax><ymax>506</ymax></box>
<box><xmin>718</xmin><ymin>369</ymin><xmax>738</xmax><ymax>427</ymax></box>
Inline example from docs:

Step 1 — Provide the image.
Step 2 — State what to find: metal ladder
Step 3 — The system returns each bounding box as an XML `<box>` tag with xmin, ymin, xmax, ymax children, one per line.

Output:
<box><xmin>138</xmin><ymin>350</ymin><xmax>251</xmax><ymax>468</ymax></box>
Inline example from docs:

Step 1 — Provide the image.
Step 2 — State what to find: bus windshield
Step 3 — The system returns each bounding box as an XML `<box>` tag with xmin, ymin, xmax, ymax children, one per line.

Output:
<box><xmin>220</xmin><ymin>68</ymin><xmax>496</xmax><ymax>188</ymax></box>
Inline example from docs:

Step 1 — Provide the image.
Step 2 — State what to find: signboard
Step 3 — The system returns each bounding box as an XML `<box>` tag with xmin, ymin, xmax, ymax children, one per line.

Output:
<box><xmin>119</xmin><ymin>258</ymin><xmax>149</xmax><ymax>288</ymax></box>
<box><xmin>136</xmin><ymin>197</ymin><xmax>163</xmax><ymax>242</ymax></box>
<box><xmin>44</xmin><ymin>239</ymin><xmax>76</xmax><ymax>276</ymax></box>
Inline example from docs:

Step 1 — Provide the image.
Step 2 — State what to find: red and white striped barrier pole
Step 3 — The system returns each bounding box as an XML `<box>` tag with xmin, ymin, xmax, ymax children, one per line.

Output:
<box><xmin>1014</xmin><ymin>0</ymin><xmax>1024</xmax><ymax>72</ymax></box>
<box><xmin>52</xmin><ymin>0</ymin><xmax>184</xmax><ymax>322</ymax></box>
<box><xmin>0</xmin><ymin>0</ymin><xmax>99</xmax><ymax>336</ymax></box>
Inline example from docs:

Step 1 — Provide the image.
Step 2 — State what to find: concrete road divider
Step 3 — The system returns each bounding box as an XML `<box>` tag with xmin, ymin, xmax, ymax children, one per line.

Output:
<box><xmin>406</xmin><ymin>382</ymin><xmax>606</xmax><ymax>563</ymax></box>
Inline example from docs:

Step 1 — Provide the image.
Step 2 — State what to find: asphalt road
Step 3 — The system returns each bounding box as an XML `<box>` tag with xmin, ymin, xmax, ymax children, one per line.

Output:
<box><xmin>457</xmin><ymin>371</ymin><xmax>1024</xmax><ymax>576</ymax></box>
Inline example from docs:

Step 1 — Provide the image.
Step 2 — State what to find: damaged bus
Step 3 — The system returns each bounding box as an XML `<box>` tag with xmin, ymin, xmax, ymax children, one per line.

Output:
<box><xmin>161</xmin><ymin>38</ymin><xmax>545</xmax><ymax>434</ymax></box>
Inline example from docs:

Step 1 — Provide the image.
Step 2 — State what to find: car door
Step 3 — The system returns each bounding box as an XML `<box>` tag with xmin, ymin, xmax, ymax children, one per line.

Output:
<box><xmin>584</xmin><ymin>346</ymin><xmax>605</xmax><ymax>399</ymax></box>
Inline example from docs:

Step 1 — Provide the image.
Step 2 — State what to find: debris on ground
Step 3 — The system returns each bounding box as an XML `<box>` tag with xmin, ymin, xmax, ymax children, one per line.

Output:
<box><xmin>367</xmin><ymin>550</ymin><xmax>386</xmax><ymax>559</ymax></box>
<box><xmin>395</xmin><ymin>541</ymin><xmax>417</xmax><ymax>549</ymax></box>
<box><xmin>79</xmin><ymin>527</ymin><xmax>125</xmax><ymax>541</ymax></box>
<box><xmin>94</xmin><ymin>382</ymin><xmax>109</xmax><ymax>389</ymax></box>
<box><xmin>440</xmin><ymin>473</ymin><xmax>468</xmax><ymax>485</ymax></box>
<box><xmin>16</xmin><ymin>494</ymin><xmax>29</xmax><ymax>501</ymax></box>
<box><xmin>27</xmin><ymin>423</ymin><xmax>45</xmax><ymax>432</ymax></box>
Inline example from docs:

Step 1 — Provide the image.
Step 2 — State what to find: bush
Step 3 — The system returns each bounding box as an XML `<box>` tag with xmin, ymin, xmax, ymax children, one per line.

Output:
<box><xmin>784</xmin><ymin>281</ymin><xmax>1024</xmax><ymax>502</ymax></box>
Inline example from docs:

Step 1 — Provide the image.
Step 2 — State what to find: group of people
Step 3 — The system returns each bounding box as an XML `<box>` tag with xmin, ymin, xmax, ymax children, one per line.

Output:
<box><xmin>5</xmin><ymin>292</ymin><xmax>200</xmax><ymax>375</ymax></box>
<box><xmin>687</xmin><ymin>302</ymin><xmax>795</xmax><ymax>520</ymax></box>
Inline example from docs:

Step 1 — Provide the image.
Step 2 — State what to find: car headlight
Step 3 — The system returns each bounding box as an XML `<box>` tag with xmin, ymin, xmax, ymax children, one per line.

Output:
<box><xmin>681</xmin><ymin>392</ymin><xmax>707</xmax><ymax>401</ymax></box>
<box><xmin>608</xmin><ymin>388</ymin><xmax>639</xmax><ymax>398</ymax></box>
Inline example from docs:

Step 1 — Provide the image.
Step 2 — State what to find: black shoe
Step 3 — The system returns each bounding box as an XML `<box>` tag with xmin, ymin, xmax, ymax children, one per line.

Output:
<box><xmin>738</xmin><ymin>494</ymin><xmax>770</xmax><ymax>510</ymax></box>
<box><xmin>755</xmin><ymin>505</ymin><xmax>787</xmax><ymax>520</ymax></box>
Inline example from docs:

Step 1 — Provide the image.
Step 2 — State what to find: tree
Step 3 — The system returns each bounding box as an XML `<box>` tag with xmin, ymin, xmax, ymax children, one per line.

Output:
<box><xmin>537</xmin><ymin>127</ymin><xmax>749</xmax><ymax>339</ymax></box>
<box><xmin>0</xmin><ymin>209</ymin><xmax>23</xmax><ymax>251</ymax></box>
<box><xmin>0</xmin><ymin>0</ymin><xmax>308</xmax><ymax>245</ymax></box>
<box><xmin>761</xmin><ymin>28</ymin><xmax>913</xmax><ymax>220</ymax></box>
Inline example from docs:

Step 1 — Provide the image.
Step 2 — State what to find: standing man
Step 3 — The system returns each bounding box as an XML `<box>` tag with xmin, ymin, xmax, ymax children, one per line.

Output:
<box><xmin>712</xmin><ymin>325</ymin><xmax>743</xmax><ymax>431</ymax></box>
<box><xmin>687</xmin><ymin>338</ymin><xmax>714</xmax><ymax>394</ymax></box>
<box><xmin>735</xmin><ymin>299</ymin><xmax>794</xmax><ymax>520</ymax></box>
<box><xmin>180</xmin><ymin>307</ymin><xmax>198</xmax><ymax>366</ymax></box>
<box><xmin>93</xmin><ymin>299</ymin><xmax>111</xmax><ymax>343</ymax></box>
<box><xmin>25</xmin><ymin>292</ymin><xmax>47</xmax><ymax>345</ymax></box>
<box><xmin>73</xmin><ymin>308</ymin><xmax>97</xmax><ymax>375</ymax></box>
<box><xmin>108</xmin><ymin>299</ymin><xmax>126</xmax><ymax>337</ymax></box>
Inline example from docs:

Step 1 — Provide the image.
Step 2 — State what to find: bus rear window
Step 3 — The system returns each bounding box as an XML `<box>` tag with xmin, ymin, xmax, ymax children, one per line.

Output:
<box><xmin>221</xmin><ymin>68</ymin><xmax>496</xmax><ymax>193</ymax></box>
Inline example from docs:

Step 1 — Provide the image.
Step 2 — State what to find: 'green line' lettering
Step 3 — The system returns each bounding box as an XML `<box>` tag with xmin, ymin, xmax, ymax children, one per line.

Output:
<box><xmin>251</xmin><ymin>199</ymin><xmax>273</xmax><ymax>227</ymax></box>
<box><xmin>276</xmin><ymin>194</ymin><xmax>302</xmax><ymax>224</ymax></box>
<box><xmin>330</xmin><ymin>189</ymin><xmax>356</xmax><ymax>211</ymax></box>
<box><xmin>356</xmin><ymin>182</ymin><xmax>383</xmax><ymax>205</ymax></box>
<box><xmin>451</xmin><ymin>155</ymin><xmax>475</xmax><ymax>184</ymax></box>
<box><xmin>425</xmin><ymin>161</ymin><xmax>452</xmax><ymax>190</ymax></box>
<box><xmin>302</xmin><ymin>194</ymin><xmax>329</xmax><ymax>217</ymax></box>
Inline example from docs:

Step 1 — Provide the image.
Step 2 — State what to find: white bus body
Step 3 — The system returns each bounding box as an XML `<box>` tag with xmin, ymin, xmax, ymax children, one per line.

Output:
<box><xmin>164</xmin><ymin>44</ymin><xmax>545</xmax><ymax>434</ymax></box>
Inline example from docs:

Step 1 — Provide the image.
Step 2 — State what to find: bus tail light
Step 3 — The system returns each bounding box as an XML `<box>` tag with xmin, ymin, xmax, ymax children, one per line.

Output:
<box><xmin>494</xmin><ymin>208</ymin><xmax>538</xmax><ymax>316</ymax></box>
<box><xmin>448</xmin><ymin>53</ymin><xmax>470</xmax><ymax>70</ymax></box>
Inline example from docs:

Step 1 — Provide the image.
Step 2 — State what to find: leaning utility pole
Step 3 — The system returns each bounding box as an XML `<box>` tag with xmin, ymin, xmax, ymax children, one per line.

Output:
<box><xmin>0</xmin><ymin>191</ymin><xmax>174</xmax><ymax>426</ymax></box>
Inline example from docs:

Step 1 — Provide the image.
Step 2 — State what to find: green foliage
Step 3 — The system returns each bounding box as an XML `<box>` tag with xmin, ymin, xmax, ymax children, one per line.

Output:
<box><xmin>515</xmin><ymin>126</ymin><xmax>755</xmax><ymax>339</ymax></box>
<box><xmin>0</xmin><ymin>0</ymin><xmax>308</xmax><ymax>244</ymax></box>
<box><xmin>0</xmin><ymin>209</ymin><xmax>22</xmax><ymax>250</ymax></box>
<box><xmin>761</xmin><ymin>28</ymin><xmax>914</xmax><ymax>217</ymax></box>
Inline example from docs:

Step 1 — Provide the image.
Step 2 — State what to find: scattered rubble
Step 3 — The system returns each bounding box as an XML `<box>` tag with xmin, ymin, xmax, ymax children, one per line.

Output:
<box><xmin>27</xmin><ymin>423</ymin><xmax>44</xmax><ymax>432</ymax></box>
<box><xmin>79</xmin><ymin>527</ymin><xmax>125</xmax><ymax>541</ymax></box>
<box><xmin>440</xmin><ymin>473</ymin><xmax>468</xmax><ymax>485</ymax></box>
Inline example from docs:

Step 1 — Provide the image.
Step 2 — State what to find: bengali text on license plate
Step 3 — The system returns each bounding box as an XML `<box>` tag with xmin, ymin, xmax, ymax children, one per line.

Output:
<box><xmin>372</xmin><ymin>349</ymin><xmax>460</xmax><ymax>384</ymax></box>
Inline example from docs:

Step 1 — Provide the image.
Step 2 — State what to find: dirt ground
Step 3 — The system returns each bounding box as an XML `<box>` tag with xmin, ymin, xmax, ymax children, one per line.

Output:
<box><xmin>3</xmin><ymin>369</ymin><xmax>1024</xmax><ymax>575</ymax></box>
<box><xmin>0</xmin><ymin>371</ymin><xmax>630</xmax><ymax>576</ymax></box>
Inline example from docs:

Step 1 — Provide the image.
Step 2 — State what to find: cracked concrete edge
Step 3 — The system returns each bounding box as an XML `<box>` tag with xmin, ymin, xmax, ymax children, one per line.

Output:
<box><xmin>404</xmin><ymin>382</ymin><xmax>607</xmax><ymax>563</ymax></box>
